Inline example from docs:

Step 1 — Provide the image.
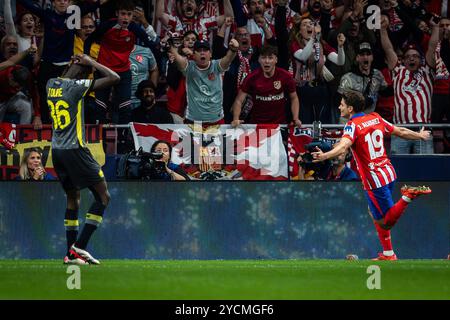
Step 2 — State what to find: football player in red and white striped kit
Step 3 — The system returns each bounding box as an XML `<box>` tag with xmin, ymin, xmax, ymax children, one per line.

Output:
<box><xmin>380</xmin><ymin>15</ymin><xmax>437</xmax><ymax>154</ymax></box>
<box><xmin>312</xmin><ymin>91</ymin><xmax>432</xmax><ymax>260</ymax></box>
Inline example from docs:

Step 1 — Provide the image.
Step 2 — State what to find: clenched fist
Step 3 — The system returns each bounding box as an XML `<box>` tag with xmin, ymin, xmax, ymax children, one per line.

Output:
<box><xmin>229</xmin><ymin>38</ymin><xmax>239</xmax><ymax>51</ymax></box>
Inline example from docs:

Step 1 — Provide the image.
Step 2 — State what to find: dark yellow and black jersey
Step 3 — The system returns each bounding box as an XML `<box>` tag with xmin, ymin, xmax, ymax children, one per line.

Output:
<box><xmin>46</xmin><ymin>78</ymin><xmax>93</xmax><ymax>149</ymax></box>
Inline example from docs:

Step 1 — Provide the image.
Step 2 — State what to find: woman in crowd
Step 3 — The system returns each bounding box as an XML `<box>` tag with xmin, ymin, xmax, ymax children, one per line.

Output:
<box><xmin>18</xmin><ymin>147</ymin><xmax>55</xmax><ymax>181</ymax></box>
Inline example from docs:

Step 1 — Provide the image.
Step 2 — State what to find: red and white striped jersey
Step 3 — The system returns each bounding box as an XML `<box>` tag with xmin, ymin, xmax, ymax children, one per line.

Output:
<box><xmin>342</xmin><ymin>112</ymin><xmax>397</xmax><ymax>190</ymax></box>
<box><xmin>392</xmin><ymin>63</ymin><xmax>434</xmax><ymax>124</ymax></box>
<box><xmin>167</xmin><ymin>14</ymin><xmax>218</xmax><ymax>40</ymax></box>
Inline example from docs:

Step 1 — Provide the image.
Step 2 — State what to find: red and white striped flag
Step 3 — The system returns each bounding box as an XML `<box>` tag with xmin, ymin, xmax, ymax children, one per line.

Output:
<box><xmin>131</xmin><ymin>123</ymin><xmax>288</xmax><ymax>180</ymax></box>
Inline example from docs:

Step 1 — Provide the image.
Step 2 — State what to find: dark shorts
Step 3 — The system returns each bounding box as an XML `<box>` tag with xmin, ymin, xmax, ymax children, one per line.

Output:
<box><xmin>52</xmin><ymin>147</ymin><xmax>104</xmax><ymax>191</ymax></box>
<box><xmin>365</xmin><ymin>182</ymin><xmax>395</xmax><ymax>220</ymax></box>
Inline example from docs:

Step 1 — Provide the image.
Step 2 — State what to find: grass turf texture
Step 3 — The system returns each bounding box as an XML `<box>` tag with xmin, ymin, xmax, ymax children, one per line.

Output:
<box><xmin>0</xmin><ymin>260</ymin><xmax>449</xmax><ymax>299</ymax></box>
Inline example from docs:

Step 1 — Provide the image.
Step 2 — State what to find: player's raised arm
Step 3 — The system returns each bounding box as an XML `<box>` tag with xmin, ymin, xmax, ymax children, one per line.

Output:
<box><xmin>72</xmin><ymin>54</ymin><xmax>120</xmax><ymax>91</ymax></box>
<box><xmin>312</xmin><ymin>138</ymin><xmax>353</xmax><ymax>162</ymax></box>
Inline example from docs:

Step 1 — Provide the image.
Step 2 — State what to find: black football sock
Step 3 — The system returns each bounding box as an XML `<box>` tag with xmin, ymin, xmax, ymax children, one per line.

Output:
<box><xmin>75</xmin><ymin>201</ymin><xmax>105</xmax><ymax>250</ymax></box>
<box><xmin>64</xmin><ymin>208</ymin><xmax>79</xmax><ymax>256</ymax></box>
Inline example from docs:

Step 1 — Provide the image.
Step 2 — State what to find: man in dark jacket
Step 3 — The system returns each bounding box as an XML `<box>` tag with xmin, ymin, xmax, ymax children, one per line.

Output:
<box><xmin>132</xmin><ymin>80</ymin><xmax>173</xmax><ymax>124</ymax></box>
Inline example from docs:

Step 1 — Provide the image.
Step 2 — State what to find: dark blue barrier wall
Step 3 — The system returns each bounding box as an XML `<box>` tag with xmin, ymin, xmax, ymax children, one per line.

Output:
<box><xmin>0</xmin><ymin>181</ymin><xmax>448</xmax><ymax>259</ymax></box>
<box><xmin>102</xmin><ymin>155</ymin><xmax>450</xmax><ymax>181</ymax></box>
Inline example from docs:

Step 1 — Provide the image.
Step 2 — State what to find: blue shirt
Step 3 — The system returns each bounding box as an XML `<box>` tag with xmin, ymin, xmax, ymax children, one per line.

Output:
<box><xmin>182</xmin><ymin>60</ymin><xmax>227</xmax><ymax>122</ymax></box>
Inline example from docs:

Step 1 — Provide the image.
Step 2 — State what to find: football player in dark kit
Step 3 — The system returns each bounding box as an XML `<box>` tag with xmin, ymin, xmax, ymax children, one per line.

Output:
<box><xmin>47</xmin><ymin>54</ymin><xmax>119</xmax><ymax>265</ymax></box>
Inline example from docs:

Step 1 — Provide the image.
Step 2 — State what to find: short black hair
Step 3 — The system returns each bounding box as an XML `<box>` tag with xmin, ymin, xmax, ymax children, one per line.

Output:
<box><xmin>150</xmin><ymin>140</ymin><xmax>172</xmax><ymax>159</ymax></box>
<box><xmin>116</xmin><ymin>0</ymin><xmax>136</xmax><ymax>11</ymax></box>
<box><xmin>260</xmin><ymin>45</ymin><xmax>278</xmax><ymax>57</ymax></box>
<box><xmin>62</xmin><ymin>62</ymin><xmax>91</xmax><ymax>80</ymax></box>
<box><xmin>341</xmin><ymin>90</ymin><xmax>365</xmax><ymax>113</ymax></box>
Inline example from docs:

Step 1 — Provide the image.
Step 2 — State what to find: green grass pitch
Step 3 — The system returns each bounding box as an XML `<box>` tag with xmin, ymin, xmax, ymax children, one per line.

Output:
<box><xmin>0</xmin><ymin>260</ymin><xmax>449</xmax><ymax>299</ymax></box>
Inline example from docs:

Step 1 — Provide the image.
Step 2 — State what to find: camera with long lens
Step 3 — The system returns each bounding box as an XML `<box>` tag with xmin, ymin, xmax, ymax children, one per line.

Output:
<box><xmin>139</xmin><ymin>150</ymin><xmax>166</xmax><ymax>180</ymax></box>
<box><xmin>299</xmin><ymin>121</ymin><xmax>333</xmax><ymax>180</ymax></box>
<box><xmin>119</xmin><ymin>147</ymin><xmax>166</xmax><ymax>180</ymax></box>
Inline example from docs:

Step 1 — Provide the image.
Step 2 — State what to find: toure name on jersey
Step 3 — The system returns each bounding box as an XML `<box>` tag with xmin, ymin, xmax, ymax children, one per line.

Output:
<box><xmin>357</xmin><ymin>118</ymin><xmax>380</xmax><ymax>131</ymax></box>
<box><xmin>48</xmin><ymin>87</ymin><xmax>63</xmax><ymax>98</ymax></box>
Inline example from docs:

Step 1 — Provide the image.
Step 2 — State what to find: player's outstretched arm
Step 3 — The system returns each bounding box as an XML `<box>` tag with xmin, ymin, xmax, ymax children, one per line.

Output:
<box><xmin>312</xmin><ymin>138</ymin><xmax>352</xmax><ymax>162</ymax></box>
<box><xmin>392</xmin><ymin>126</ymin><xmax>432</xmax><ymax>141</ymax></box>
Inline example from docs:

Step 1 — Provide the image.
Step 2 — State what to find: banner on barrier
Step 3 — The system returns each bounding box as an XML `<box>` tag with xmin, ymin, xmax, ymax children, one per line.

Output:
<box><xmin>131</xmin><ymin>123</ymin><xmax>288</xmax><ymax>180</ymax></box>
<box><xmin>0</xmin><ymin>125</ymin><xmax>105</xmax><ymax>180</ymax></box>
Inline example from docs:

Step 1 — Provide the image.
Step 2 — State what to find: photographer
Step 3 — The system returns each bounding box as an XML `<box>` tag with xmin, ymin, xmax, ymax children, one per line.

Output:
<box><xmin>150</xmin><ymin>140</ymin><xmax>189</xmax><ymax>181</ymax></box>
<box><xmin>296</xmin><ymin>140</ymin><xmax>332</xmax><ymax>180</ymax></box>
<box><xmin>326</xmin><ymin>145</ymin><xmax>359</xmax><ymax>181</ymax></box>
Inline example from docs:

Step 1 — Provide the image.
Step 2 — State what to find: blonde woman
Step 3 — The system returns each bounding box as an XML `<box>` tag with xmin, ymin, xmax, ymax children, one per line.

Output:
<box><xmin>18</xmin><ymin>147</ymin><xmax>55</xmax><ymax>181</ymax></box>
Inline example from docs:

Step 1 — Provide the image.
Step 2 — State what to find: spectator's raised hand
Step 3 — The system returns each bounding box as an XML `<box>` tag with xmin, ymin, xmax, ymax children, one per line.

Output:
<box><xmin>352</xmin><ymin>0</ymin><xmax>368</xmax><ymax>19</ymax></box>
<box><xmin>133</xmin><ymin>7</ymin><xmax>148</xmax><ymax>25</ymax></box>
<box><xmin>337</xmin><ymin>33</ymin><xmax>346</xmax><ymax>47</ymax></box>
<box><xmin>224</xmin><ymin>16</ymin><xmax>234</xmax><ymax>28</ymax></box>
<box><xmin>229</xmin><ymin>38</ymin><xmax>239</xmax><ymax>51</ymax></box>
<box><xmin>27</xmin><ymin>45</ymin><xmax>37</xmax><ymax>55</ymax></box>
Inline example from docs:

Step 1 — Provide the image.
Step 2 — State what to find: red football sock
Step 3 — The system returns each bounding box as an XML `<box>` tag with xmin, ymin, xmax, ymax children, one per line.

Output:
<box><xmin>384</xmin><ymin>198</ymin><xmax>409</xmax><ymax>227</ymax></box>
<box><xmin>373</xmin><ymin>221</ymin><xmax>393</xmax><ymax>251</ymax></box>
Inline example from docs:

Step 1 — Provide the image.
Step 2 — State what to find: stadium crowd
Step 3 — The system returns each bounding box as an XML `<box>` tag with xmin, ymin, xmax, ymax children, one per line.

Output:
<box><xmin>1</xmin><ymin>0</ymin><xmax>449</xmax><ymax>156</ymax></box>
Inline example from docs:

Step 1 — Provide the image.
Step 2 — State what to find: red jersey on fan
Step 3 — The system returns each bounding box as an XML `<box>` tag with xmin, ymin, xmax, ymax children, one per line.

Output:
<box><xmin>240</xmin><ymin>67</ymin><xmax>296</xmax><ymax>124</ymax></box>
<box><xmin>342</xmin><ymin>112</ymin><xmax>397</xmax><ymax>190</ymax></box>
